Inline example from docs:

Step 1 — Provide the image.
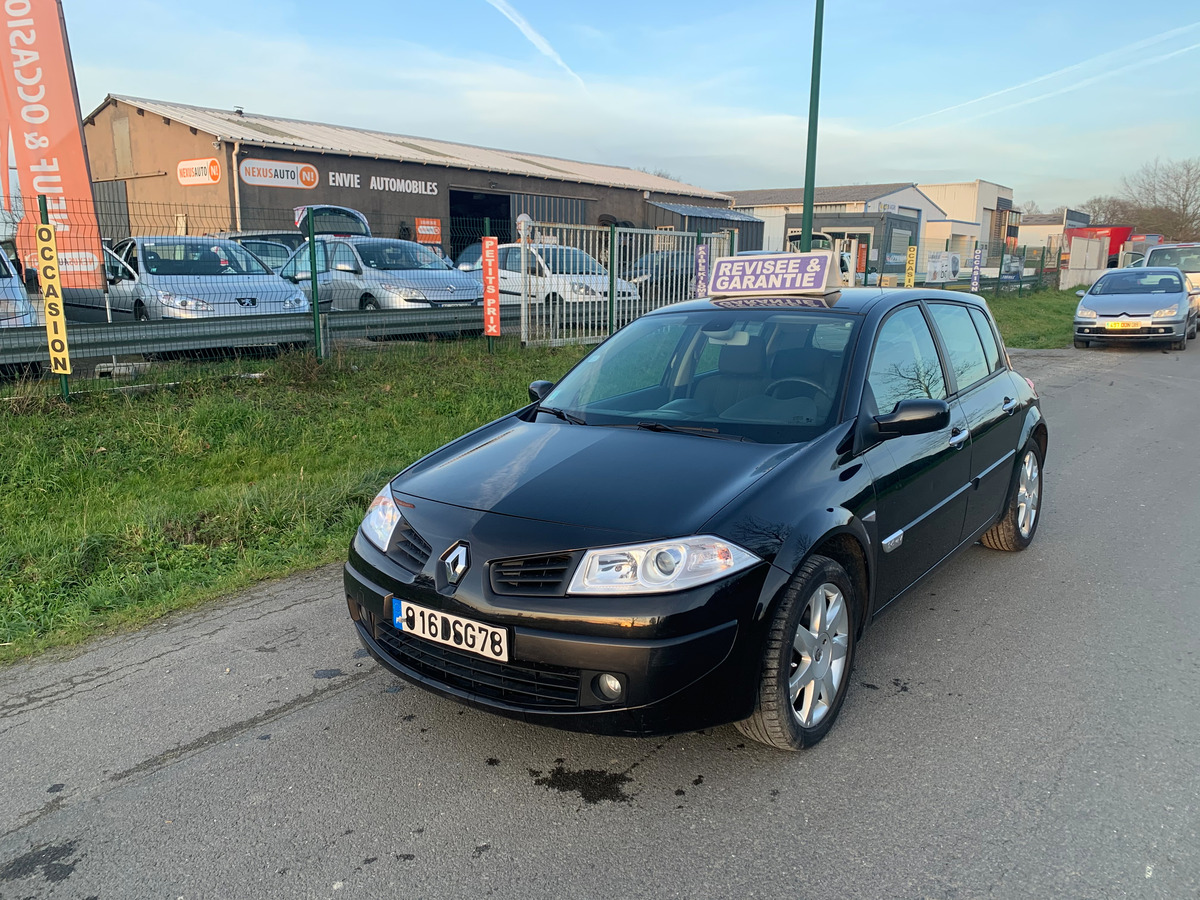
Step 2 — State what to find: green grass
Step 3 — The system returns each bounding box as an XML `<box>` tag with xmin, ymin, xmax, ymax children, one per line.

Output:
<box><xmin>0</xmin><ymin>339</ymin><xmax>589</xmax><ymax>661</ymax></box>
<box><xmin>986</xmin><ymin>288</ymin><xmax>1081</xmax><ymax>350</ymax></box>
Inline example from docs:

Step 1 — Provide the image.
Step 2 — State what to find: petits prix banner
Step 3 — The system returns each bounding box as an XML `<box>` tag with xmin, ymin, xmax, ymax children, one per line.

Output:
<box><xmin>1</xmin><ymin>0</ymin><xmax>103</xmax><ymax>290</ymax></box>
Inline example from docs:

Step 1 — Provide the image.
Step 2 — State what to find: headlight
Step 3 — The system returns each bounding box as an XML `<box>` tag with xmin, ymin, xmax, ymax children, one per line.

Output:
<box><xmin>361</xmin><ymin>486</ymin><xmax>402</xmax><ymax>551</ymax></box>
<box><xmin>1076</xmin><ymin>305</ymin><xmax>1097</xmax><ymax>319</ymax></box>
<box><xmin>156</xmin><ymin>290</ymin><xmax>212</xmax><ymax>311</ymax></box>
<box><xmin>1153</xmin><ymin>305</ymin><xmax>1179</xmax><ymax>318</ymax></box>
<box><xmin>567</xmin><ymin>535</ymin><xmax>760</xmax><ymax>595</ymax></box>
<box><xmin>570</xmin><ymin>282</ymin><xmax>599</xmax><ymax>296</ymax></box>
<box><xmin>379</xmin><ymin>283</ymin><xmax>427</xmax><ymax>301</ymax></box>
<box><xmin>283</xmin><ymin>294</ymin><xmax>308</xmax><ymax>310</ymax></box>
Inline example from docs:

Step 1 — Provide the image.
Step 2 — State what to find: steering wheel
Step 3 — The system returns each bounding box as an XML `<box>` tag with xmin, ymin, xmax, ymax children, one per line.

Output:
<box><xmin>765</xmin><ymin>377</ymin><xmax>828</xmax><ymax>400</ymax></box>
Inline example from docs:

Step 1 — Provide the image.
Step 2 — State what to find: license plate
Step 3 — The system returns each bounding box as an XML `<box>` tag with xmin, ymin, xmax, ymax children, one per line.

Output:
<box><xmin>1106</xmin><ymin>320</ymin><xmax>1144</xmax><ymax>330</ymax></box>
<box><xmin>391</xmin><ymin>597</ymin><xmax>509</xmax><ymax>662</ymax></box>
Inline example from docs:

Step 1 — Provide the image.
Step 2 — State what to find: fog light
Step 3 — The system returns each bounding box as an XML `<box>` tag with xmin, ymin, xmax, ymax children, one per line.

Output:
<box><xmin>596</xmin><ymin>673</ymin><xmax>623</xmax><ymax>701</ymax></box>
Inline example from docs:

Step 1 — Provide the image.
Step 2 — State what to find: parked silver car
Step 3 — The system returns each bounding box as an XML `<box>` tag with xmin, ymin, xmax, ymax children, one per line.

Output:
<box><xmin>280</xmin><ymin>238</ymin><xmax>483</xmax><ymax>310</ymax></box>
<box><xmin>102</xmin><ymin>237</ymin><xmax>310</xmax><ymax>321</ymax></box>
<box><xmin>1074</xmin><ymin>267</ymin><xmax>1198</xmax><ymax>351</ymax></box>
<box><xmin>0</xmin><ymin>250</ymin><xmax>35</xmax><ymax>328</ymax></box>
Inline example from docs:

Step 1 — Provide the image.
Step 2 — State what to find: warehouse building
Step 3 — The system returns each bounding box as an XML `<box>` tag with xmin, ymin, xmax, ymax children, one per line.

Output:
<box><xmin>82</xmin><ymin>95</ymin><xmax>760</xmax><ymax>253</ymax></box>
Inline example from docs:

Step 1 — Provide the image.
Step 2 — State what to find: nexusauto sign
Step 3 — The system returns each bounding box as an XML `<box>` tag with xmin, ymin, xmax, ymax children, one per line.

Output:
<box><xmin>239</xmin><ymin>158</ymin><xmax>318</xmax><ymax>189</ymax></box>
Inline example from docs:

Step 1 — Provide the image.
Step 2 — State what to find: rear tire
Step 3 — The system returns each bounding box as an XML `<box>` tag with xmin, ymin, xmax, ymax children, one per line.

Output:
<box><xmin>981</xmin><ymin>441</ymin><xmax>1043</xmax><ymax>551</ymax></box>
<box><xmin>735</xmin><ymin>555</ymin><xmax>858</xmax><ymax>751</ymax></box>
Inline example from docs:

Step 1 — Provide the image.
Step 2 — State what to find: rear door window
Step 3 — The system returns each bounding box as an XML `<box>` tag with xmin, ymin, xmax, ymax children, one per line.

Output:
<box><xmin>927</xmin><ymin>303</ymin><xmax>992</xmax><ymax>393</ymax></box>
<box><xmin>967</xmin><ymin>307</ymin><xmax>1003</xmax><ymax>372</ymax></box>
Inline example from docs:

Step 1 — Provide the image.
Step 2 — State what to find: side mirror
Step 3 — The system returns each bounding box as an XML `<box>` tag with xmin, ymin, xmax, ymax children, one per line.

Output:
<box><xmin>334</xmin><ymin>263</ymin><xmax>360</xmax><ymax>274</ymax></box>
<box><xmin>1075</xmin><ymin>290</ymin><xmax>1086</xmax><ymax>297</ymax></box>
<box><xmin>528</xmin><ymin>380</ymin><xmax>554</xmax><ymax>402</ymax></box>
<box><xmin>292</xmin><ymin>270</ymin><xmax>311</xmax><ymax>282</ymax></box>
<box><xmin>107</xmin><ymin>273</ymin><xmax>123</xmax><ymax>285</ymax></box>
<box><xmin>874</xmin><ymin>398</ymin><xmax>951</xmax><ymax>438</ymax></box>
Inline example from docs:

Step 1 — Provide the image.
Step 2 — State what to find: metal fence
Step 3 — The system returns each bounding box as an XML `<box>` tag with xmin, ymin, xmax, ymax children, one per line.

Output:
<box><xmin>0</xmin><ymin>196</ymin><xmax>742</xmax><ymax>399</ymax></box>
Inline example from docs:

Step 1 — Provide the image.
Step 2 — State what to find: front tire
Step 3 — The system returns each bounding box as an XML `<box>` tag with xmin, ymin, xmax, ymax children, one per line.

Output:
<box><xmin>981</xmin><ymin>442</ymin><xmax>1043</xmax><ymax>551</ymax></box>
<box><xmin>1171</xmin><ymin>337</ymin><xmax>1187</xmax><ymax>351</ymax></box>
<box><xmin>735</xmin><ymin>555</ymin><xmax>858</xmax><ymax>751</ymax></box>
<box><xmin>1073</xmin><ymin>339</ymin><xmax>1089</xmax><ymax>350</ymax></box>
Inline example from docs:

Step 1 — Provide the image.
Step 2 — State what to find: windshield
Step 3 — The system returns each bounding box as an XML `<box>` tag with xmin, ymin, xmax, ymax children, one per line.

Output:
<box><xmin>1090</xmin><ymin>271</ymin><xmax>1183</xmax><ymax>294</ymax></box>
<box><xmin>538</xmin><ymin>246</ymin><xmax>606</xmax><ymax>275</ymax></box>
<box><xmin>542</xmin><ymin>308</ymin><xmax>858</xmax><ymax>444</ymax></box>
<box><xmin>356</xmin><ymin>240</ymin><xmax>451</xmax><ymax>270</ymax></box>
<box><xmin>1145</xmin><ymin>247</ymin><xmax>1200</xmax><ymax>273</ymax></box>
<box><xmin>242</xmin><ymin>241</ymin><xmax>291</xmax><ymax>270</ymax></box>
<box><xmin>141</xmin><ymin>239</ymin><xmax>270</xmax><ymax>276</ymax></box>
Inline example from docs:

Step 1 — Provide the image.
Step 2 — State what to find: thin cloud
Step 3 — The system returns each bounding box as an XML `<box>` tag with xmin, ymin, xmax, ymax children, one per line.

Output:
<box><xmin>483</xmin><ymin>0</ymin><xmax>586</xmax><ymax>88</ymax></box>
<box><xmin>952</xmin><ymin>39</ymin><xmax>1200</xmax><ymax>124</ymax></box>
<box><xmin>894</xmin><ymin>20</ymin><xmax>1200</xmax><ymax>127</ymax></box>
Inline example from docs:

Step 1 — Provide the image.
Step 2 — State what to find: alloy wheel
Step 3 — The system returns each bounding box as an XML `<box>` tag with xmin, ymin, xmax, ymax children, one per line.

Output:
<box><xmin>789</xmin><ymin>582</ymin><xmax>850</xmax><ymax>728</ymax></box>
<box><xmin>1017</xmin><ymin>450</ymin><xmax>1040</xmax><ymax>539</ymax></box>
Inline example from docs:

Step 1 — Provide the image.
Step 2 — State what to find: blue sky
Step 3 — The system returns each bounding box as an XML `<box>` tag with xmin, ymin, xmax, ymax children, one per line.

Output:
<box><xmin>66</xmin><ymin>0</ymin><xmax>1200</xmax><ymax>208</ymax></box>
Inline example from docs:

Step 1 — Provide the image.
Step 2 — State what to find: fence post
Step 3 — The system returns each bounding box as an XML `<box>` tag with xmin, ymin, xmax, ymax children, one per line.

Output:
<box><xmin>306</xmin><ymin>213</ymin><xmax>323</xmax><ymax>360</ymax></box>
<box><xmin>608</xmin><ymin>224</ymin><xmax>617</xmax><ymax>335</ymax></box>
<box><xmin>484</xmin><ymin>217</ymin><xmax>493</xmax><ymax>353</ymax></box>
<box><xmin>38</xmin><ymin>194</ymin><xmax>68</xmax><ymax>402</ymax></box>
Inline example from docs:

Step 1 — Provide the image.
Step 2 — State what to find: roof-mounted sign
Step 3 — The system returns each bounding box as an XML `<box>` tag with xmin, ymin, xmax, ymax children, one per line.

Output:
<box><xmin>707</xmin><ymin>251</ymin><xmax>835</xmax><ymax>297</ymax></box>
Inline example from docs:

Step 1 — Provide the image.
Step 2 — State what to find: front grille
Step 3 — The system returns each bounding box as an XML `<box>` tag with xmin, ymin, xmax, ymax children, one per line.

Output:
<box><xmin>390</xmin><ymin>520</ymin><xmax>432</xmax><ymax>575</ymax></box>
<box><xmin>372</xmin><ymin>614</ymin><xmax>581</xmax><ymax>708</ymax></box>
<box><xmin>490</xmin><ymin>553</ymin><xmax>576</xmax><ymax>596</ymax></box>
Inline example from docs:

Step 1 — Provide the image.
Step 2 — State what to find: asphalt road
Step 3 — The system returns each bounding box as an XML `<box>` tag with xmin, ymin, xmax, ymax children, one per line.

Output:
<box><xmin>2</xmin><ymin>346</ymin><xmax>1198</xmax><ymax>900</ymax></box>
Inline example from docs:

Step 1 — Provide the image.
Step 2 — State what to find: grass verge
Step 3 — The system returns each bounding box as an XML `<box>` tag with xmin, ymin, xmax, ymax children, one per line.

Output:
<box><xmin>0</xmin><ymin>339</ymin><xmax>588</xmax><ymax>662</ymax></box>
<box><xmin>986</xmin><ymin>288</ymin><xmax>1080</xmax><ymax>350</ymax></box>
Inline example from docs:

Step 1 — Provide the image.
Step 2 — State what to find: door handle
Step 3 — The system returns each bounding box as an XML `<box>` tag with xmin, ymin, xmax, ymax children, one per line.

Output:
<box><xmin>1002</xmin><ymin>397</ymin><xmax>1018</xmax><ymax>415</ymax></box>
<box><xmin>949</xmin><ymin>427</ymin><xmax>969</xmax><ymax>448</ymax></box>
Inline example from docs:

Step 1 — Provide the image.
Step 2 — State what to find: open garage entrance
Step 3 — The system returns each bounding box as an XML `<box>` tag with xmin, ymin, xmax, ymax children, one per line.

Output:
<box><xmin>449</xmin><ymin>190</ymin><xmax>513</xmax><ymax>260</ymax></box>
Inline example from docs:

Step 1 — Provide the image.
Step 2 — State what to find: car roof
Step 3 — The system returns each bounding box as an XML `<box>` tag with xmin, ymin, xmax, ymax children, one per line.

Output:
<box><xmin>649</xmin><ymin>288</ymin><xmax>991</xmax><ymax>317</ymax></box>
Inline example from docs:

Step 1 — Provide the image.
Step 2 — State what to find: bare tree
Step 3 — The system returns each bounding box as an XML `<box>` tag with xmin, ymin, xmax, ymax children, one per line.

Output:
<box><xmin>1019</xmin><ymin>200</ymin><xmax>1042</xmax><ymax>215</ymax></box>
<box><xmin>1119</xmin><ymin>157</ymin><xmax>1200</xmax><ymax>240</ymax></box>
<box><xmin>1048</xmin><ymin>205</ymin><xmax>1068</xmax><ymax>219</ymax></box>
<box><xmin>1079</xmin><ymin>194</ymin><xmax>1137</xmax><ymax>225</ymax></box>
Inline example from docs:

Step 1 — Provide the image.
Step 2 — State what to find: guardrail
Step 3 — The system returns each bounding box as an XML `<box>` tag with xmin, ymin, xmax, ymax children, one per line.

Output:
<box><xmin>0</xmin><ymin>306</ymin><xmax>523</xmax><ymax>370</ymax></box>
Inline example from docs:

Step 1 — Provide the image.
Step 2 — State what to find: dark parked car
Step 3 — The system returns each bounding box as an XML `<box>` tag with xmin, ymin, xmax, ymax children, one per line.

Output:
<box><xmin>344</xmin><ymin>284</ymin><xmax>1047</xmax><ymax>750</ymax></box>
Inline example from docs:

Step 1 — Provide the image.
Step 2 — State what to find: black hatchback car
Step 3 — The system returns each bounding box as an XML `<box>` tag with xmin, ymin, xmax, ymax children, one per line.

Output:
<box><xmin>345</xmin><ymin>286</ymin><xmax>1047</xmax><ymax>750</ymax></box>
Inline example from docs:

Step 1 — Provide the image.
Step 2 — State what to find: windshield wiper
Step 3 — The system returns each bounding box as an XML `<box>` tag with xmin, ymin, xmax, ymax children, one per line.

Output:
<box><xmin>535</xmin><ymin>406</ymin><xmax>587</xmax><ymax>425</ymax></box>
<box><xmin>624</xmin><ymin>421</ymin><xmax>755</xmax><ymax>442</ymax></box>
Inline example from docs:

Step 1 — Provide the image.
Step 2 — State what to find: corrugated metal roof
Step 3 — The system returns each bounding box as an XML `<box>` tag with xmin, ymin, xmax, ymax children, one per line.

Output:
<box><xmin>91</xmin><ymin>95</ymin><xmax>730</xmax><ymax>201</ymax></box>
<box><xmin>648</xmin><ymin>201</ymin><xmax>762</xmax><ymax>222</ymax></box>
<box><xmin>724</xmin><ymin>183</ymin><xmax>915</xmax><ymax>208</ymax></box>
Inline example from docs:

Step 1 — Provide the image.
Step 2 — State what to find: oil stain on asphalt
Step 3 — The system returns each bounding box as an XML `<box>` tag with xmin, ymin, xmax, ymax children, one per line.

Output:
<box><xmin>528</xmin><ymin>766</ymin><xmax>632</xmax><ymax>804</ymax></box>
<box><xmin>0</xmin><ymin>839</ymin><xmax>82</xmax><ymax>886</ymax></box>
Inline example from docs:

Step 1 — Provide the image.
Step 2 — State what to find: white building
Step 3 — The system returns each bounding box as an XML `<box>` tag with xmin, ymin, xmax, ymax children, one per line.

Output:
<box><xmin>917</xmin><ymin>180</ymin><xmax>1019</xmax><ymax>256</ymax></box>
<box><xmin>726</xmin><ymin>183</ymin><xmax>949</xmax><ymax>251</ymax></box>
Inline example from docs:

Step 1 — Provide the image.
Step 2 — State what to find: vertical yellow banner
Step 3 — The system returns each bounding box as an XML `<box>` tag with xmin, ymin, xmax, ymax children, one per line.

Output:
<box><xmin>36</xmin><ymin>222</ymin><xmax>71</xmax><ymax>374</ymax></box>
<box><xmin>904</xmin><ymin>245</ymin><xmax>918</xmax><ymax>288</ymax></box>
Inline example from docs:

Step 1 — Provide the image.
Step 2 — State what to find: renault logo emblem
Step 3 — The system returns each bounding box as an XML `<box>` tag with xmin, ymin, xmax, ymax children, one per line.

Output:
<box><xmin>442</xmin><ymin>542</ymin><xmax>470</xmax><ymax>584</ymax></box>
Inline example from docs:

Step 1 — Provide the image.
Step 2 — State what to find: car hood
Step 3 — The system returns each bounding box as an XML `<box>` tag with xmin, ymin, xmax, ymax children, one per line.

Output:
<box><xmin>363</xmin><ymin>267</ymin><xmax>480</xmax><ymax>290</ymax></box>
<box><xmin>1083</xmin><ymin>291</ymin><xmax>1186</xmax><ymax>316</ymax></box>
<box><xmin>144</xmin><ymin>273</ymin><xmax>301</xmax><ymax>299</ymax></box>
<box><xmin>393</xmin><ymin>416</ymin><xmax>802</xmax><ymax>538</ymax></box>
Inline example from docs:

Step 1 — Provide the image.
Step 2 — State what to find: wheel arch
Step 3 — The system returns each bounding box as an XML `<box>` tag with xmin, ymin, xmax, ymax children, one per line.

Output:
<box><xmin>761</xmin><ymin>514</ymin><xmax>874</xmax><ymax>637</ymax></box>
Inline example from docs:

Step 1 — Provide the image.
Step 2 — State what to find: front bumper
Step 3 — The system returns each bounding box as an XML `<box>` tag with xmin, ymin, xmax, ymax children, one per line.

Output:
<box><xmin>344</xmin><ymin>527</ymin><xmax>779</xmax><ymax>736</ymax></box>
<box><xmin>1075</xmin><ymin>319</ymin><xmax>1186</xmax><ymax>341</ymax></box>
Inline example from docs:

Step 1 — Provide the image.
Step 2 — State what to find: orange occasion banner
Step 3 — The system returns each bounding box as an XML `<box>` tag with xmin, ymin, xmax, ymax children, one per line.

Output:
<box><xmin>0</xmin><ymin>0</ymin><xmax>102</xmax><ymax>291</ymax></box>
